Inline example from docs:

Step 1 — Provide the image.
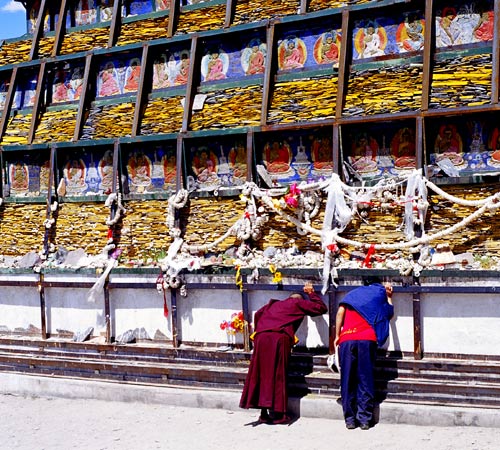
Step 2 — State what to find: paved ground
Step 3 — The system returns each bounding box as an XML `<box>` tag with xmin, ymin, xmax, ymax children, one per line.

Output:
<box><xmin>1</xmin><ymin>393</ymin><xmax>500</xmax><ymax>450</ymax></box>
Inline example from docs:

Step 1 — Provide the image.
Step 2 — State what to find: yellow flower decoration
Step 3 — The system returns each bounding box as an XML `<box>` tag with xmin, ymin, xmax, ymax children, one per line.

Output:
<box><xmin>269</xmin><ymin>264</ymin><xmax>282</xmax><ymax>284</ymax></box>
<box><xmin>235</xmin><ymin>265</ymin><xmax>243</xmax><ymax>292</ymax></box>
<box><xmin>272</xmin><ymin>199</ymin><xmax>281</xmax><ymax>210</ymax></box>
<box><xmin>272</xmin><ymin>271</ymin><xmax>283</xmax><ymax>283</ymax></box>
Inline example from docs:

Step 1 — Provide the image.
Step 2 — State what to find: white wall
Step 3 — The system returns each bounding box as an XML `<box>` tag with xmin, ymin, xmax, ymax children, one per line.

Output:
<box><xmin>1</xmin><ymin>273</ymin><xmax>500</xmax><ymax>357</ymax></box>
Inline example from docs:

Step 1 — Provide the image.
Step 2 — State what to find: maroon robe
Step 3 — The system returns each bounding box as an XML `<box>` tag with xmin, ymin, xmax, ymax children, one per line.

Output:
<box><xmin>239</xmin><ymin>292</ymin><xmax>327</xmax><ymax>413</ymax></box>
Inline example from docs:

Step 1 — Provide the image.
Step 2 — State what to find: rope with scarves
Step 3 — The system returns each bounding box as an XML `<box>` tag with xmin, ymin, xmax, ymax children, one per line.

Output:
<box><xmin>163</xmin><ymin>170</ymin><xmax>500</xmax><ymax>293</ymax></box>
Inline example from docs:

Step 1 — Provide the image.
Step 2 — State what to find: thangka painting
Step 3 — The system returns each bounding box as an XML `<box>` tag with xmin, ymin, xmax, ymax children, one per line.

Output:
<box><xmin>152</xmin><ymin>48</ymin><xmax>191</xmax><ymax>89</ymax></box>
<box><xmin>125</xmin><ymin>145</ymin><xmax>177</xmax><ymax>194</ymax></box>
<box><xmin>97</xmin><ymin>55</ymin><xmax>141</xmax><ymax>98</ymax></box>
<box><xmin>344</xmin><ymin>122</ymin><xmax>417</xmax><ymax>179</ymax></box>
<box><xmin>241</xmin><ymin>38</ymin><xmax>267</xmax><ymax>76</ymax></box>
<box><xmin>352</xmin><ymin>10</ymin><xmax>425</xmax><ymax>61</ymax></box>
<box><xmin>428</xmin><ymin>119</ymin><xmax>500</xmax><ymax>177</ymax></box>
<box><xmin>73</xmin><ymin>0</ymin><xmax>98</xmax><ymax>26</ymax></box>
<box><xmin>13</xmin><ymin>72</ymin><xmax>38</xmax><ymax>110</ymax></box>
<box><xmin>200</xmin><ymin>32</ymin><xmax>267</xmax><ymax>83</ymax></box>
<box><xmin>435</xmin><ymin>1</ymin><xmax>494</xmax><ymax>49</ymax></box>
<box><xmin>28</xmin><ymin>0</ymin><xmax>50</xmax><ymax>34</ymax></box>
<box><xmin>182</xmin><ymin>0</ymin><xmax>210</xmax><ymax>5</ymax></box>
<box><xmin>0</xmin><ymin>77</ymin><xmax>9</xmax><ymax>114</ymax></box>
<box><xmin>187</xmin><ymin>138</ymin><xmax>247</xmax><ymax>191</ymax></box>
<box><xmin>5</xmin><ymin>151</ymin><xmax>51</xmax><ymax>197</ymax></box>
<box><xmin>155</xmin><ymin>0</ymin><xmax>171</xmax><ymax>11</ymax></box>
<box><xmin>100</xmin><ymin>0</ymin><xmax>114</xmax><ymax>22</ymax></box>
<box><xmin>257</xmin><ymin>130</ymin><xmax>334</xmax><ymax>186</ymax></box>
<box><xmin>128</xmin><ymin>0</ymin><xmax>153</xmax><ymax>15</ymax></box>
<box><xmin>58</xmin><ymin>148</ymin><xmax>113</xmax><ymax>196</ymax></box>
<box><xmin>276</xmin><ymin>23</ymin><xmax>342</xmax><ymax>73</ymax></box>
<box><xmin>50</xmin><ymin>63</ymin><xmax>85</xmax><ymax>104</ymax></box>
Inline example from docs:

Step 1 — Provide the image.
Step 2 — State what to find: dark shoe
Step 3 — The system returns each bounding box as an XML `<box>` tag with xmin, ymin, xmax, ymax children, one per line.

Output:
<box><xmin>258</xmin><ymin>408</ymin><xmax>271</xmax><ymax>424</ymax></box>
<box><xmin>360</xmin><ymin>423</ymin><xmax>370</xmax><ymax>430</ymax></box>
<box><xmin>271</xmin><ymin>414</ymin><xmax>292</xmax><ymax>425</ymax></box>
<box><xmin>345</xmin><ymin>422</ymin><xmax>356</xmax><ymax>430</ymax></box>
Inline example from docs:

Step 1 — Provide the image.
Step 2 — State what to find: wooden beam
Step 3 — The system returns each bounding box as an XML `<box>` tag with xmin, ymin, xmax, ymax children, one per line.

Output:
<box><xmin>52</xmin><ymin>0</ymin><xmax>69</xmax><ymax>57</ymax></box>
<box><xmin>111</xmin><ymin>139</ymin><xmax>119</xmax><ymax>195</ymax></box>
<box><xmin>246</xmin><ymin>129</ymin><xmax>253</xmax><ymax>182</ymax></box>
<box><xmin>299</xmin><ymin>0</ymin><xmax>307</xmax><ymax>15</ymax></box>
<box><xmin>73</xmin><ymin>52</ymin><xmax>94</xmax><ymax>142</ymax></box>
<box><xmin>224</xmin><ymin>0</ymin><xmax>235</xmax><ymax>28</ymax></box>
<box><xmin>42</xmin><ymin>145</ymin><xmax>56</xmax><ymax>257</ymax></box>
<box><xmin>332</xmin><ymin>123</ymin><xmax>340</xmax><ymax>175</ymax></box>
<box><xmin>260</xmin><ymin>23</ymin><xmax>275</xmax><ymax>125</ymax></box>
<box><xmin>131</xmin><ymin>43</ymin><xmax>151</xmax><ymax>137</ymax></box>
<box><xmin>328</xmin><ymin>289</ymin><xmax>336</xmax><ymax>355</ymax></box>
<box><xmin>104</xmin><ymin>279</ymin><xmax>111</xmax><ymax>343</ymax></box>
<box><xmin>335</xmin><ymin>9</ymin><xmax>350</xmax><ymax>119</ymax></box>
<box><xmin>171</xmin><ymin>287</ymin><xmax>179</xmax><ymax>348</ymax></box>
<box><xmin>28</xmin><ymin>61</ymin><xmax>47</xmax><ymax>145</ymax></box>
<box><xmin>176</xmin><ymin>134</ymin><xmax>183</xmax><ymax>189</ymax></box>
<box><xmin>420</xmin><ymin>0</ymin><xmax>434</xmax><ymax>112</ymax></box>
<box><xmin>0</xmin><ymin>67</ymin><xmax>19</xmax><ymax>140</ymax></box>
<box><xmin>29</xmin><ymin>0</ymin><xmax>48</xmax><ymax>61</ymax></box>
<box><xmin>38</xmin><ymin>273</ymin><xmax>48</xmax><ymax>339</ymax></box>
<box><xmin>108</xmin><ymin>0</ymin><xmax>123</xmax><ymax>48</ymax></box>
<box><xmin>413</xmin><ymin>276</ymin><xmax>423</xmax><ymax>360</ymax></box>
<box><xmin>416</xmin><ymin>116</ymin><xmax>424</xmax><ymax>170</ymax></box>
<box><xmin>167</xmin><ymin>0</ymin><xmax>179</xmax><ymax>38</ymax></box>
<box><xmin>181</xmin><ymin>36</ymin><xmax>199</xmax><ymax>133</ymax></box>
<box><xmin>241</xmin><ymin>288</ymin><xmax>250</xmax><ymax>352</ymax></box>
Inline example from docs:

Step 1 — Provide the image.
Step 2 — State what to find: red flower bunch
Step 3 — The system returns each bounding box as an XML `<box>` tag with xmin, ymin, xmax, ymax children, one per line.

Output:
<box><xmin>284</xmin><ymin>183</ymin><xmax>301</xmax><ymax>209</ymax></box>
<box><xmin>220</xmin><ymin>311</ymin><xmax>246</xmax><ymax>335</ymax></box>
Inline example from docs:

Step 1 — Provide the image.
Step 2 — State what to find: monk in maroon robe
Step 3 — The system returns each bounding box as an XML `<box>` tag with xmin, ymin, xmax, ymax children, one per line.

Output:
<box><xmin>239</xmin><ymin>282</ymin><xmax>327</xmax><ymax>424</ymax></box>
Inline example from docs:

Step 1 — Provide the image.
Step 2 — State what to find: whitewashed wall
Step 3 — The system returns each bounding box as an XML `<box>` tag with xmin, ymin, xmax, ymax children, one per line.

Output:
<box><xmin>0</xmin><ymin>274</ymin><xmax>40</xmax><ymax>332</ymax></box>
<box><xmin>1</xmin><ymin>273</ymin><xmax>500</xmax><ymax>357</ymax></box>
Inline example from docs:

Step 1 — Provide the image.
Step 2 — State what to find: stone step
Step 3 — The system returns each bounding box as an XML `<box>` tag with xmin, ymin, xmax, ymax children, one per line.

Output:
<box><xmin>1</xmin><ymin>337</ymin><xmax>500</xmax><ymax>409</ymax></box>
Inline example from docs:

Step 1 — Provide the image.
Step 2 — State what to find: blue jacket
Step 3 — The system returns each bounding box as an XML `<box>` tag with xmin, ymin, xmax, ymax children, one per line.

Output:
<box><xmin>340</xmin><ymin>283</ymin><xmax>394</xmax><ymax>347</ymax></box>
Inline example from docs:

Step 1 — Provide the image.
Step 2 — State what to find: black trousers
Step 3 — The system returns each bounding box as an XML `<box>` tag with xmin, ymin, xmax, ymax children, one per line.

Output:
<box><xmin>339</xmin><ymin>339</ymin><xmax>377</xmax><ymax>425</ymax></box>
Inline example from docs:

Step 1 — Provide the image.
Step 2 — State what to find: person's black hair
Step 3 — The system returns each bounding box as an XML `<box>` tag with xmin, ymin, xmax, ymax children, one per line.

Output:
<box><xmin>362</xmin><ymin>275</ymin><xmax>383</xmax><ymax>286</ymax></box>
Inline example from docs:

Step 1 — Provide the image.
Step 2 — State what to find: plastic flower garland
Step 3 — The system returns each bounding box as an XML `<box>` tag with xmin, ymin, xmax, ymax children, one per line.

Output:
<box><xmin>220</xmin><ymin>311</ymin><xmax>246</xmax><ymax>335</ymax></box>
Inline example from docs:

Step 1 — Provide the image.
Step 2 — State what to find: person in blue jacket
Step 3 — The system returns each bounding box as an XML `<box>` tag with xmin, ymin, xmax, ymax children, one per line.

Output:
<box><xmin>334</xmin><ymin>276</ymin><xmax>394</xmax><ymax>430</ymax></box>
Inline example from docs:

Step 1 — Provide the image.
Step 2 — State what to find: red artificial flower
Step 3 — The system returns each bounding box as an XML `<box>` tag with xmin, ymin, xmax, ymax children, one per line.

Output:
<box><xmin>327</xmin><ymin>243</ymin><xmax>339</xmax><ymax>253</ymax></box>
<box><xmin>289</xmin><ymin>183</ymin><xmax>301</xmax><ymax>196</ymax></box>
<box><xmin>284</xmin><ymin>193</ymin><xmax>299</xmax><ymax>209</ymax></box>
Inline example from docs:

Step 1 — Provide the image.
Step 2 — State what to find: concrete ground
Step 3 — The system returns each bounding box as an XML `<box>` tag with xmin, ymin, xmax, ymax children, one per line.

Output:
<box><xmin>1</xmin><ymin>373</ymin><xmax>499</xmax><ymax>450</ymax></box>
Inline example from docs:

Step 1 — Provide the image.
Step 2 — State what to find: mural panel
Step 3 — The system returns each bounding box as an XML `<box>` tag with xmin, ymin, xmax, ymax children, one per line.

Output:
<box><xmin>152</xmin><ymin>48</ymin><xmax>191</xmax><ymax>89</ymax></box>
<box><xmin>50</xmin><ymin>63</ymin><xmax>85</xmax><ymax>104</ymax></box>
<box><xmin>200</xmin><ymin>32</ymin><xmax>267</xmax><ymax>83</ymax></box>
<box><xmin>58</xmin><ymin>147</ymin><xmax>114</xmax><ymax>196</ymax></box>
<box><xmin>125</xmin><ymin>144</ymin><xmax>178</xmax><ymax>194</ymax></box>
<box><xmin>343</xmin><ymin>122</ymin><xmax>417</xmax><ymax>181</ymax></box>
<box><xmin>256</xmin><ymin>129</ymin><xmax>334</xmax><ymax>186</ymax></box>
<box><xmin>155</xmin><ymin>0</ymin><xmax>171</xmax><ymax>11</ymax></box>
<box><xmin>13</xmin><ymin>72</ymin><xmax>38</xmax><ymax>109</ymax></box>
<box><xmin>4</xmin><ymin>151</ymin><xmax>51</xmax><ymax>198</ymax></box>
<box><xmin>75</xmin><ymin>0</ymin><xmax>98</xmax><ymax>26</ymax></box>
<box><xmin>186</xmin><ymin>137</ymin><xmax>248</xmax><ymax>191</ymax></box>
<box><xmin>129</xmin><ymin>0</ymin><xmax>154</xmax><ymax>15</ymax></box>
<box><xmin>435</xmin><ymin>1</ymin><xmax>494</xmax><ymax>49</ymax></box>
<box><xmin>352</xmin><ymin>10</ymin><xmax>424</xmax><ymax>61</ymax></box>
<box><xmin>97</xmin><ymin>54</ymin><xmax>142</xmax><ymax>98</ymax></box>
<box><xmin>428</xmin><ymin>117</ymin><xmax>500</xmax><ymax>178</ymax></box>
<box><xmin>276</xmin><ymin>23</ymin><xmax>343</xmax><ymax>73</ymax></box>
